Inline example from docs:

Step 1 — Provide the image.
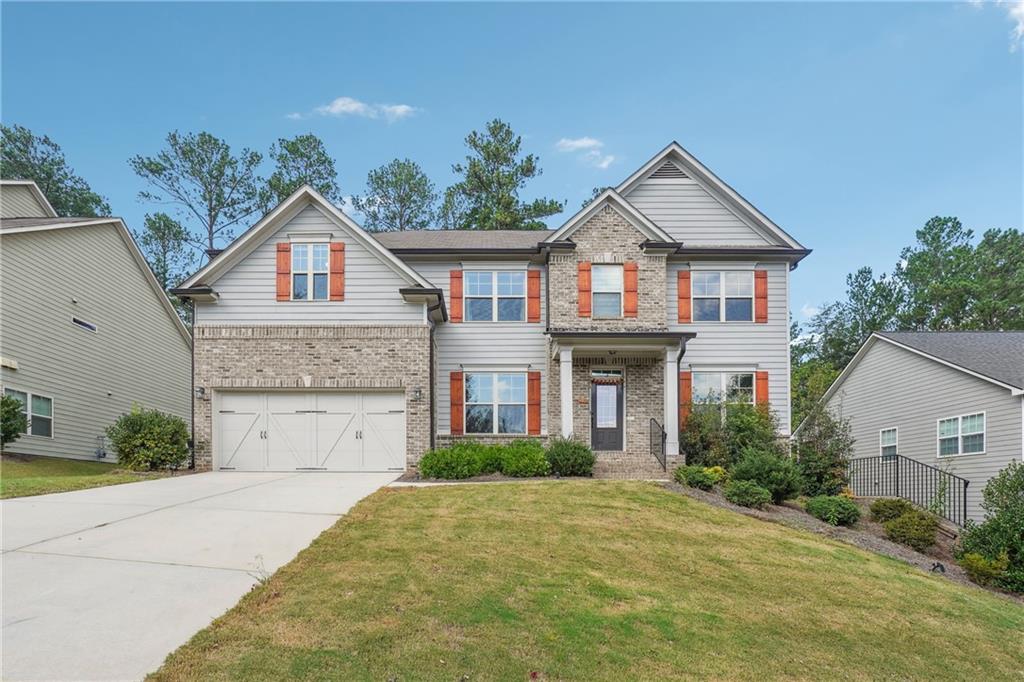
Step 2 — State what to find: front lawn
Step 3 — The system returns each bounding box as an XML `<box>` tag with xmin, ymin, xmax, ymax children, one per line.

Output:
<box><xmin>1</xmin><ymin>454</ymin><xmax>169</xmax><ymax>499</ymax></box>
<box><xmin>152</xmin><ymin>481</ymin><xmax>1023</xmax><ymax>681</ymax></box>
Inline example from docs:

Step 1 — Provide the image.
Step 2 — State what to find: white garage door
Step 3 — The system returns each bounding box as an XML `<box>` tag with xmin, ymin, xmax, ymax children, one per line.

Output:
<box><xmin>215</xmin><ymin>392</ymin><xmax>406</xmax><ymax>472</ymax></box>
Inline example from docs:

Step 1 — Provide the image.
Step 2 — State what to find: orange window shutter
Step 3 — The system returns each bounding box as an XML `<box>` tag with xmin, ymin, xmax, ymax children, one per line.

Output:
<box><xmin>450</xmin><ymin>270</ymin><xmax>463</xmax><ymax>323</ymax></box>
<box><xmin>329</xmin><ymin>242</ymin><xmax>345</xmax><ymax>301</ymax></box>
<box><xmin>276</xmin><ymin>243</ymin><xmax>291</xmax><ymax>301</ymax></box>
<box><xmin>623</xmin><ymin>261</ymin><xmax>639</xmax><ymax>318</ymax></box>
<box><xmin>754</xmin><ymin>270</ymin><xmax>768</xmax><ymax>323</ymax></box>
<box><xmin>678</xmin><ymin>271</ymin><xmax>691</xmax><ymax>323</ymax></box>
<box><xmin>578</xmin><ymin>261</ymin><xmax>592</xmax><ymax>317</ymax></box>
<box><xmin>527</xmin><ymin>371</ymin><xmax>542</xmax><ymax>435</ymax></box>
<box><xmin>679</xmin><ymin>371</ymin><xmax>693</xmax><ymax>428</ymax></box>
<box><xmin>756</xmin><ymin>371</ymin><xmax>769</xmax><ymax>405</ymax></box>
<box><xmin>527</xmin><ymin>270</ymin><xmax>541</xmax><ymax>323</ymax></box>
<box><xmin>450</xmin><ymin>371</ymin><xmax>464</xmax><ymax>435</ymax></box>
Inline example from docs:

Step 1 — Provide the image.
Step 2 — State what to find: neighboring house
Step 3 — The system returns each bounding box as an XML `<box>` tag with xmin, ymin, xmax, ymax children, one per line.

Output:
<box><xmin>801</xmin><ymin>331</ymin><xmax>1024</xmax><ymax>523</ymax></box>
<box><xmin>173</xmin><ymin>142</ymin><xmax>809</xmax><ymax>477</ymax></box>
<box><xmin>0</xmin><ymin>180</ymin><xmax>192</xmax><ymax>461</ymax></box>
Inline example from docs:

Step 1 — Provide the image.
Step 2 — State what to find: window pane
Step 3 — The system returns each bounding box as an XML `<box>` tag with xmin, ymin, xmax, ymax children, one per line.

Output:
<box><xmin>31</xmin><ymin>416</ymin><xmax>52</xmax><ymax>437</ymax></box>
<box><xmin>938</xmin><ymin>418</ymin><xmax>959</xmax><ymax>438</ymax></box>
<box><xmin>497</xmin><ymin>271</ymin><xmax>525</xmax><ymax>296</ymax></box>
<box><xmin>31</xmin><ymin>395</ymin><xmax>52</xmax><ymax>417</ymax></box>
<box><xmin>498</xmin><ymin>405</ymin><xmax>526</xmax><ymax>434</ymax></box>
<box><xmin>592</xmin><ymin>265</ymin><xmax>623</xmax><ymax>293</ymax></box>
<box><xmin>465</xmin><ymin>374</ymin><xmax>493</xmax><ymax>404</ymax></box>
<box><xmin>592</xmin><ymin>293</ymin><xmax>621</xmax><ymax>318</ymax></box>
<box><xmin>693</xmin><ymin>298</ymin><xmax>720</xmax><ymax>322</ymax></box>
<box><xmin>961</xmin><ymin>413</ymin><xmax>984</xmax><ymax>434</ymax></box>
<box><xmin>292</xmin><ymin>274</ymin><xmax>308</xmax><ymax>300</ymax></box>
<box><xmin>692</xmin><ymin>372</ymin><xmax>722</xmax><ymax>403</ymax></box>
<box><xmin>880</xmin><ymin>429</ymin><xmax>897</xmax><ymax>446</ymax></box>
<box><xmin>466</xmin><ymin>405</ymin><xmax>494</xmax><ymax>434</ymax></box>
<box><xmin>312</xmin><ymin>273</ymin><xmax>328</xmax><ymax>300</ymax></box>
<box><xmin>939</xmin><ymin>437</ymin><xmax>959</xmax><ymax>456</ymax></box>
<box><xmin>5</xmin><ymin>389</ymin><xmax>27</xmax><ymax>409</ymax></box>
<box><xmin>881</xmin><ymin>445</ymin><xmax>897</xmax><ymax>457</ymax></box>
<box><xmin>692</xmin><ymin>272</ymin><xmax>720</xmax><ymax>296</ymax></box>
<box><xmin>595</xmin><ymin>384</ymin><xmax>618</xmax><ymax>427</ymax></box>
<box><xmin>497</xmin><ymin>374</ymin><xmax>526</xmax><ymax>403</ymax></box>
<box><xmin>962</xmin><ymin>433</ymin><xmax>984</xmax><ymax>454</ymax></box>
<box><xmin>724</xmin><ymin>272</ymin><xmax>753</xmax><ymax>296</ymax></box>
<box><xmin>466</xmin><ymin>298</ymin><xmax>493</xmax><ymax>321</ymax></box>
<box><xmin>497</xmin><ymin>298</ymin><xmax>524</xmax><ymax>321</ymax></box>
<box><xmin>291</xmin><ymin>244</ymin><xmax>308</xmax><ymax>271</ymax></box>
<box><xmin>465</xmin><ymin>271</ymin><xmax>492</xmax><ymax>296</ymax></box>
<box><xmin>312</xmin><ymin>244</ymin><xmax>329</xmax><ymax>271</ymax></box>
<box><xmin>725</xmin><ymin>298</ymin><xmax>753</xmax><ymax>321</ymax></box>
<box><xmin>725</xmin><ymin>373</ymin><xmax>754</xmax><ymax>403</ymax></box>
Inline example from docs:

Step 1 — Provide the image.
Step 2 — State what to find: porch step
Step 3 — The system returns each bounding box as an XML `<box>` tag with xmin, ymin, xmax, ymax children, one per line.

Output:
<box><xmin>593</xmin><ymin>455</ymin><xmax>672</xmax><ymax>480</ymax></box>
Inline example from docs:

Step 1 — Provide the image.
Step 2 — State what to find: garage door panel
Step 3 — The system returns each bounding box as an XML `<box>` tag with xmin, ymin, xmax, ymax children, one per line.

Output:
<box><xmin>316</xmin><ymin>412</ymin><xmax>359</xmax><ymax>470</ymax></box>
<box><xmin>267</xmin><ymin>412</ymin><xmax>314</xmax><ymax>470</ymax></box>
<box><xmin>362</xmin><ymin>413</ymin><xmax>406</xmax><ymax>471</ymax></box>
<box><xmin>219</xmin><ymin>412</ymin><xmax>263</xmax><ymax>471</ymax></box>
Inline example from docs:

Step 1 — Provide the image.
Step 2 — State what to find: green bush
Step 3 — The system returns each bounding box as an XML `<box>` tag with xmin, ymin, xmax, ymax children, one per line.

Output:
<box><xmin>545</xmin><ymin>437</ymin><xmax>595</xmax><ymax>477</ymax></box>
<box><xmin>681</xmin><ymin>403</ymin><xmax>783</xmax><ymax>468</ymax></box>
<box><xmin>723</xmin><ymin>480</ymin><xmax>773</xmax><ymax>509</ymax></box>
<box><xmin>1</xmin><ymin>393</ymin><xmax>28</xmax><ymax>453</ymax></box>
<box><xmin>499</xmin><ymin>439</ymin><xmax>549</xmax><ymax>477</ymax></box>
<box><xmin>475</xmin><ymin>443</ymin><xmax>505</xmax><ymax>475</ymax></box>
<box><xmin>703</xmin><ymin>466</ymin><xmax>729</xmax><ymax>485</ymax></box>
<box><xmin>725</xmin><ymin>403</ymin><xmax>784</xmax><ymax>459</ymax></box>
<box><xmin>730</xmin><ymin>448</ymin><xmax>803</xmax><ymax>503</ymax></box>
<box><xmin>106</xmin><ymin>406</ymin><xmax>189</xmax><ymax>471</ymax></box>
<box><xmin>418</xmin><ymin>442</ymin><xmax>484</xmax><ymax>479</ymax></box>
<box><xmin>957</xmin><ymin>462</ymin><xmax>1024</xmax><ymax>593</ymax></box>
<box><xmin>805</xmin><ymin>495</ymin><xmax>861</xmax><ymax>526</ymax></box>
<box><xmin>883</xmin><ymin>510</ymin><xmax>939</xmax><ymax>552</ymax></box>
<box><xmin>959</xmin><ymin>551</ymin><xmax>1010</xmax><ymax>587</ymax></box>
<box><xmin>794</xmin><ymin>403</ymin><xmax>854</xmax><ymax>497</ymax></box>
<box><xmin>869</xmin><ymin>498</ymin><xmax>916</xmax><ymax>523</ymax></box>
<box><xmin>679</xmin><ymin>407</ymin><xmax>729</xmax><ymax>467</ymax></box>
<box><xmin>674</xmin><ymin>465</ymin><xmax>716</xmax><ymax>491</ymax></box>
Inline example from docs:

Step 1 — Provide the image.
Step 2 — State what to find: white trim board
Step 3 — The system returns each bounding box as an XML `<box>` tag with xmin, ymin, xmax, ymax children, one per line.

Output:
<box><xmin>544</xmin><ymin>188</ymin><xmax>674</xmax><ymax>244</ymax></box>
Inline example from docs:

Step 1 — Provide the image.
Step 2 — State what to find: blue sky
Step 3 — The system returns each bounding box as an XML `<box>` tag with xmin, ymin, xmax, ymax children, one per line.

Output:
<box><xmin>3</xmin><ymin>2</ymin><xmax>1021</xmax><ymax>320</ymax></box>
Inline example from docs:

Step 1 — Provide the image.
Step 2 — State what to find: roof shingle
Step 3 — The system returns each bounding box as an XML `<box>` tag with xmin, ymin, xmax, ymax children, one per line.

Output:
<box><xmin>877</xmin><ymin>331</ymin><xmax>1024</xmax><ymax>390</ymax></box>
<box><xmin>374</xmin><ymin>229</ymin><xmax>553</xmax><ymax>250</ymax></box>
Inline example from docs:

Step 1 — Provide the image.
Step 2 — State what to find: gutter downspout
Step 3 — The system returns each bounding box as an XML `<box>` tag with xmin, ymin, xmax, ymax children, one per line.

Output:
<box><xmin>427</xmin><ymin>304</ymin><xmax>441</xmax><ymax>452</ymax></box>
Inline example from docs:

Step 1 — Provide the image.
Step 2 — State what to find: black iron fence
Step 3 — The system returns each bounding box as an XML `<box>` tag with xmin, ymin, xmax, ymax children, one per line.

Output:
<box><xmin>650</xmin><ymin>418</ymin><xmax>667</xmax><ymax>471</ymax></box>
<box><xmin>847</xmin><ymin>455</ymin><xmax>970</xmax><ymax>527</ymax></box>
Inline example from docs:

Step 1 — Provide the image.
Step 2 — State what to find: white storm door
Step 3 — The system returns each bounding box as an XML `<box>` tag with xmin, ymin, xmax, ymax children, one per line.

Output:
<box><xmin>218</xmin><ymin>393</ymin><xmax>265</xmax><ymax>470</ymax></box>
<box><xmin>314</xmin><ymin>393</ymin><xmax>361</xmax><ymax>470</ymax></box>
<box><xmin>266</xmin><ymin>393</ymin><xmax>315</xmax><ymax>470</ymax></box>
<box><xmin>360</xmin><ymin>393</ymin><xmax>406</xmax><ymax>471</ymax></box>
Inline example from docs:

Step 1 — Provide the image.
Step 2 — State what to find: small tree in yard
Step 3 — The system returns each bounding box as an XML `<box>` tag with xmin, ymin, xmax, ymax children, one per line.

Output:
<box><xmin>957</xmin><ymin>462</ymin><xmax>1024</xmax><ymax>593</ymax></box>
<box><xmin>106</xmin><ymin>406</ymin><xmax>189</xmax><ymax>471</ymax></box>
<box><xmin>1</xmin><ymin>394</ymin><xmax>28</xmax><ymax>454</ymax></box>
<box><xmin>794</xmin><ymin>403</ymin><xmax>855</xmax><ymax>496</ymax></box>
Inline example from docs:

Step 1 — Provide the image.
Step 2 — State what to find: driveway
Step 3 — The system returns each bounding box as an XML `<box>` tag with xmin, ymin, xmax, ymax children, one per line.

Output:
<box><xmin>1</xmin><ymin>471</ymin><xmax>398</xmax><ymax>681</ymax></box>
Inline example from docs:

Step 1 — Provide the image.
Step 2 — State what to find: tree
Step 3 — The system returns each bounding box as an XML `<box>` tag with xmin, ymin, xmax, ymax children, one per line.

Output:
<box><xmin>265</xmin><ymin>134</ymin><xmax>342</xmax><ymax>209</ymax></box>
<box><xmin>135</xmin><ymin>213</ymin><xmax>194</xmax><ymax>291</ymax></box>
<box><xmin>445</xmin><ymin>119</ymin><xmax>564</xmax><ymax>230</ymax></box>
<box><xmin>794</xmin><ymin>403</ymin><xmax>855</xmax><ymax>496</ymax></box>
<box><xmin>1</xmin><ymin>393</ymin><xmax>28</xmax><ymax>454</ymax></box>
<box><xmin>438</xmin><ymin>186</ymin><xmax>470</xmax><ymax>230</ymax></box>
<box><xmin>582</xmin><ymin>186</ymin><xmax>612</xmax><ymax>208</ymax></box>
<box><xmin>351</xmin><ymin>158</ymin><xmax>437</xmax><ymax>231</ymax></box>
<box><xmin>1</xmin><ymin>124</ymin><xmax>110</xmax><ymax>217</ymax></box>
<box><xmin>129</xmin><ymin>131</ymin><xmax>264</xmax><ymax>255</ymax></box>
<box><xmin>895</xmin><ymin>217</ymin><xmax>974</xmax><ymax>331</ymax></box>
<box><xmin>969</xmin><ymin>229</ymin><xmax>1024</xmax><ymax>330</ymax></box>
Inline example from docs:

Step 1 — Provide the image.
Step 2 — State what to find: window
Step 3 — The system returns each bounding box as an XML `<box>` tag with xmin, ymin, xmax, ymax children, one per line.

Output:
<box><xmin>691</xmin><ymin>371</ymin><xmax>754</xmax><ymax>421</ymax></box>
<box><xmin>72</xmin><ymin>317</ymin><xmax>97</xmax><ymax>333</ymax></box>
<box><xmin>879</xmin><ymin>428</ymin><xmax>898</xmax><ymax>461</ymax></box>
<box><xmin>291</xmin><ymin>243</ymin><xmax>329</xmax><ymax>301</ymax></box>
<box><xmin>3</xmin><ymin>388</ymin><xmax>53</xmax><ymax>437</ymax></box>
<box><xmin>938</xmin><ymin>413</ymin><xmax>985</xmax><ymax>457</ymax></box>
<box><xmin>465</xmin><ymin>372</ymin><xmax>527</xmax><ymax>434</ymax></box>
<box><xmin>592</xmin><ymin>265</ymin><xmax>623</xmax><ymax>319</ymax></box>
<box><xmin>692</xmin><ymin>271</ymin><xmax>754</xmax><ymax>322</ymax></box>
<box><xmin>464</xmin><ymin>271</ymin><xmax>526</xmax><ymax>322</ymax></box>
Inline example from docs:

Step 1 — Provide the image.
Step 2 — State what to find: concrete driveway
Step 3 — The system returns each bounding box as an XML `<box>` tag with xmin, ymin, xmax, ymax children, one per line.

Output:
<box><xmin>1</xmin><ymin>471</ymin><xmax>398</xmax><ymax>681</ymax></box>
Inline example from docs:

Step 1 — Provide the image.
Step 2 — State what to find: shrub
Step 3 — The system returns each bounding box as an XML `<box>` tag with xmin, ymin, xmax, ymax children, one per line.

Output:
<box><xmin>418</xmin><ymin>442</ymin><xmax>484</xmax><ymax>479</ymax></box>
<box><xmin>1</xmin><ymin>393</ymin><xmax>28</xmax><ymax>454</ymax></box>
<box><xmin>679</xmin><ymin>407</ymin><xmax>729</xmax><ymax>467</ymax></box>
<box><xmin>805</xmin><ymin>495</ymin><xmax>861</xmax><ymax>526</ymax></box>
<box><xmin>957</xmin><ymin>462</ymin><xmax>1024</xmax><ymax>593</ymax></box>
<box><xmin>106</xmin><ymin>406</ymin><xmax>189</xmax><ymax>471</ymax></box>
<box><xmin>545</xmin><ymin>437</ymin><xmax>595</xmax><ymax>477</ymax></box>
<box><xmin>869</xmin><ymin>498</ymin><xmax>916</xmax><ymax>523</ymax></box>
<box><xmin>730</xmin><ymin>448</ymin><xmax>803</xmax><ymax>503</ymax></box>
<box><xmin>703</xmin><ymin>466</ymin><xmax>728</xmax><ymax>485</ymax></box>
<box><xmin>794</xmin><ymin>403</ymin><xmax>854</xmax><ymax>497</ymax></box>
<box><xmin>723</xmin><ymin>480</ymin><xmax>773</xmax><ymax>509</ymax></box>
<box><xmin>725</xmin><ymin>403</ymin><xmax>784</xmax><ymax>459</ymax></box>
<box><xmin>475</xmin><ymin>443</ymin><xmax>505</xmax><ymax>475</ymax></box>
<box><xmin>959</xmin><ymin>551</ymin><xmax>1010</xmax><ymax>587</ymax></box>
<box><xmin>499</xmin><ymin>439</ymin><xmax>549</xmax><ymax>477</ymax></box>
<box><xmin>883</xmin><ymin>510</ymin><xmax>939</xmax><ymax>552</ymax></box>
<box><xmin>674</xmin><ymin>465</ymin><xmax>716</xmax><ymax>491</ymax></box>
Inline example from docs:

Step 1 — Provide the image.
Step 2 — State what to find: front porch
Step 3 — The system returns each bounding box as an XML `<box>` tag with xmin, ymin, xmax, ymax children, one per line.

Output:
<box><xmin>548</xmin><ymin>332</ymin><xmax>694</xmax><ymax>478</ymax></box>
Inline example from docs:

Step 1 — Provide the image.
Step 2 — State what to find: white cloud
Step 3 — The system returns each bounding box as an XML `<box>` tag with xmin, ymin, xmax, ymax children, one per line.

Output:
<box><xmin>973</xmin><ymin>0</ymin><xmax>1024</xmax><ymax>50</ymax></box>
<box><xmin>584</xmin><ymin>150</ymin><xmax>616</xmax><ymax>169</ymax></box>
<box><xmin>556</xmin><ymin>136</ymin><xmax>604</xmax><ymax>152</ymax></box>
<box><xmin>800</xmin><ymin>303</ymin><xmax>821</xmax><ymax>319</ymax></box>
<box><xmin>285</xmin><ymin>112</ymin><xmax>303</xmax><ymax>120</ymax></box>
<box><xmin>378</xmin><ymin>104</ymin><xmax>417</xmax><ymax>122</ymax></box>
<box><xmin>288</xmin><ymin>97</ymin><xmax>419</xmax><ymax>122</ymax></box>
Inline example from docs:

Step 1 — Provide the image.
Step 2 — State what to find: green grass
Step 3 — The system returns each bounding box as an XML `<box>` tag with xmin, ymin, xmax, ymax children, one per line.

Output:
<box><xmin>1</xmin><ymin>454</ymin><xmax>168</xmax><ymax>498</ymax></box>
<box><xmin>151</xmin><ymin>481</ymin><xmax>1024</xmax><ymax>681</ymax></box>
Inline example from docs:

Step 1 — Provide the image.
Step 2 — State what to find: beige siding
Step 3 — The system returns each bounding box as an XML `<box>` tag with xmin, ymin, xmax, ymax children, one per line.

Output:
<box><xmin>1</xmin><ymin>185</ymin><xmax>49</xmax><ymax>218</ymax></box>
<box><xmin>195</xmin><ymin>204</ymin><xmax>425</xmax><ymax>325</ymax></box>
<box><xmin>825</xmin><ymin>340</ymin><xmax>1023</xmax><ymax>522</ymax></box>
<box><xmin>0</xmin><ymin>224</ymin><xmax>191</xmax><ymax>461</ymax></box>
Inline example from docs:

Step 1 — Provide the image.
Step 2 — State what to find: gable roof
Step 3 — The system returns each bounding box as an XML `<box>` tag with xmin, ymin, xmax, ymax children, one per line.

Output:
<box><xmin>544</xmin><ymin>188</ymin><xmax>675</xmax><ymax>244</ymax></box>
<box><xmin>1</xmin><ymin>180</ymin><xmax>58</xmax><ymax>218</ymax></box>
<box><xmin>180</xmin><ymin>185</ymin><xmax>433</xmax><ymax>289</ymax></box>
<box><xmin>377</xmin><ymin>229</ymin><xmax>552</xmax><ymax>251</ymax></box>
<box><xmin>875</xmin><ymin>331</ymin><xmax>1024</xmax><ymax>391</ymax></box>
<box><xmin>0</xmin><ymin>216</ymin><xmax>192</xmax><ymax>346</ymax></box>
<box><xmin>615</xmin><ymin>142</ymin><xmax>805</xmax><ymax>250</ymax></box>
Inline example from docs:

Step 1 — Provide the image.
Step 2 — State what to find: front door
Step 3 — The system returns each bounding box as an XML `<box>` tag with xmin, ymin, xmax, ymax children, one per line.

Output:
<box><xmin>591</xmin><ymin>371</ymin><xmax>624</xmax><ymax>451</ymax></box>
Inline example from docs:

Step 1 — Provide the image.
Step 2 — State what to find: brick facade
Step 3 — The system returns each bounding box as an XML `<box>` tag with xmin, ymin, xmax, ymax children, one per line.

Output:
<box><xmin>192</xmin><ymin>324</ymin><xmax>431</xmax><ymax>471</ymax></box>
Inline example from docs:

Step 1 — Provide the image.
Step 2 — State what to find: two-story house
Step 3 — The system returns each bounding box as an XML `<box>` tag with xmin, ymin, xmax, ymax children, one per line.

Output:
<box><xmin>173</xmin><ymin>143</ymin><xmax>809</xmax><ymax>476</ymax></box>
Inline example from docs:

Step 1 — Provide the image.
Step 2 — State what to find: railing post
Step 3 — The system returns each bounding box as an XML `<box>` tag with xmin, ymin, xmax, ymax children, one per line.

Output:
<box><xmin>963</xmin><ymin>480</ymin><xmax>969</xmax><ymax>527</ymax></box>
<box><xmin>895</xmin><ymin>456</ymin><xmax>900</xmax><ymax>498</ymax></box>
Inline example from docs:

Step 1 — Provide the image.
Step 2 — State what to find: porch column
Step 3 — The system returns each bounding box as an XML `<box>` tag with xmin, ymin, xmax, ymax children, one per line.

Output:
<box><xmin>559</xmin><ymin>346</ymin><xmax>574</xmax><ymax>438</ymax></box>
<box><xmin>664</xmin><ymin>346</ymin><xmax>680</xmax><ymax>456</ymax></box>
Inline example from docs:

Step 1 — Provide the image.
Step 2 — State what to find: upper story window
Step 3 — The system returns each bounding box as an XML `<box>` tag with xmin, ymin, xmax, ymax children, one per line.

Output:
<box><xmin>692</xmin><ymin>271</ymin><xmax>754</xmax><ymax>322</ymax></box>
<box><xmin>938</xmin><ymin>413</ymin><xmax>985</xmax><ymax>457</ymax></box>
<box><xmin>292</xmin><ymin>243</ymin><xmax>329</xmax><ymax>301</ymax></box>
<box><xmin>879</xmin><ymin>427</ymin><xmax>898</xmax><ymax>461</ymax></box>
<box><xmin>4</xmin><ymin>388</ymin><xmax>53</xmax><ymax>438</ymax></box>
<box><xmin>592</xmin><ymin>265</ymin><xmax>623</xmax><ymax>319</ymax></box>
<box><xmin>465</xmin><ymin>271</ymin><xmax>526</xmax><ymax>322</ymax></box>
<box><xmin>465</xmin><ymin>372</ymin><xmax>527</xmax><ymax>434</ymax></box>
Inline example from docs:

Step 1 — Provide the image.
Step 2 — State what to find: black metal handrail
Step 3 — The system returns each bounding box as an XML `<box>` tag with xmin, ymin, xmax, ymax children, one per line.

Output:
<box><xmin>847</xmin><ymin>455</ymin><xmax>970</xmax><ymax>527</ymax></box>
<box><xmin>650</xmin><ymin>418</ymin><xmax>667</xmax><ymax>471</ymax></box>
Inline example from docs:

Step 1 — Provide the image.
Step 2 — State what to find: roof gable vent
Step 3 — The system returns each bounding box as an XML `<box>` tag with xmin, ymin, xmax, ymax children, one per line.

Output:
<box><xmin>650</xmin><ymin>162</ymin><xmax>688</xmax><ymax>180</ymax></box>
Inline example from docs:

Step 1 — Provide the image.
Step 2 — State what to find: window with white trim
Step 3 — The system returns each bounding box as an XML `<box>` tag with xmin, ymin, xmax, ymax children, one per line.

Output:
<box><xmin>692</xmin><ymin>371</ymin><xmax>754</xmax><ymax>421</ymax></box>
<box><xmin>464</xmin><ymin>271</ymin><xmax>526</xmax><ymax>322</ymax></box>
<box><xmin>879</xmin><ymin>428</ymin><xmax>898</xmax><ymax>461</ymax></box>
<box><xmin>465</xmin><ymin>372</ymin><xmax>527</xmax><ymax>434</ymax></box>
<box><xmin>592</xmin><ymin>265</ymin><xmax>623</xmax><ymax>319</ymax></box>
<box><xmin>692</xmin><ymin>271</ymin><xmax>754</xmax><ymax>322</ymax></box>
<box><xmin>938</xmin><ymin>413</ymin><xmax>985</xmax><ymax>456</ymax></box>
<box><xmin>291</xmin><ymin>243</ymin><xmax>329</xmax><ymax>301</ymax></box>
<box><xmin>4</xmin><ymin>388</ymin><xmax>53</xmax><ymax>437</ymax></box>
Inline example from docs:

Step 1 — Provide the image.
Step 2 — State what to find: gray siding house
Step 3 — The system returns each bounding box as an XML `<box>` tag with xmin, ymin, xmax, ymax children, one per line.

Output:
<box><xmin>173</xmin><ymin>143</ymin><xmax>809</xmax><ymax>477</ymax></box>
<box><xmin>0</xmin><ymin>180</ymin><xmax>192</xmax><ymax>461</ymax></box>
<box><xmin>808</xmin><ymin>332</ymin><xmax>1024</xmax><ymax>523</ymax></box>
